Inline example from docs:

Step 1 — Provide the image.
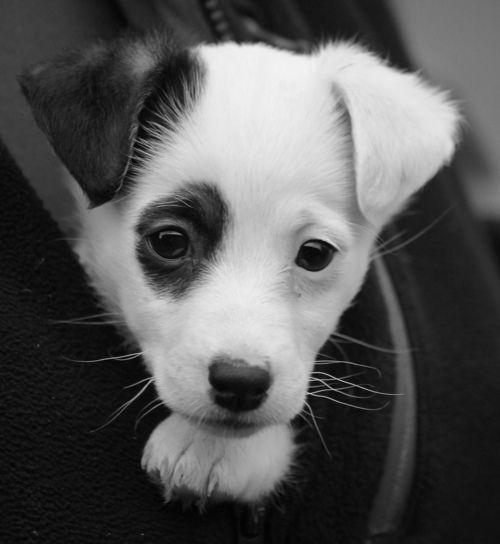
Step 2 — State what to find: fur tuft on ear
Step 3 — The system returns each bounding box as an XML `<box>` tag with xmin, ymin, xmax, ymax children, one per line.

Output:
<box><xmin>19</xmin><ymin>33</ymin><xmax>204</xmax><ymax>207</ymax></box>
<box><xmin>318</xmin><ymin>43</ymin><xmax>461</xmax><ymax>226</ymax></box>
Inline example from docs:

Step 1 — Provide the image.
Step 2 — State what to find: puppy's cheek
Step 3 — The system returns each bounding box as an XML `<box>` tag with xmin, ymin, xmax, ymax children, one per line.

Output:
<box><xmin>265</xmin><ymin>358</ymin><xmax>311</xmax><ymax>421</ymax></box>
<box><xmin>267</xmin><ymin>387</ymin><xmax>308</xmax><ymax>423</ymax></box>
<box><xmin>296</xmin><ymin>309</ymin><xmax>340</xmax><ymax>359</ymax></box>
<box><xmin>297</xmin><ymin>278</ymin><xmax>366</xmax><ymax>354</ymax></box>
<box><xmin>118</xmin><ymin>285</ymin><xmax>184</xmax><ymax>344</ymax></box>
<box><xmin>118</xmin><ymin>290</ymin><xmax>197</xmax><ymax>396</ymax></box>
<box><xmin>147</xmin><ymin>349</ymin><xmax>210</xmax><ymax>413</ymax></box>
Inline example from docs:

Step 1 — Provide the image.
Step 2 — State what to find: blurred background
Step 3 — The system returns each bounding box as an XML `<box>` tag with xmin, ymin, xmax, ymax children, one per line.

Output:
<box><xmin>389</xmin><ymin>0</ymin><xmax>500</xmax><ymax>220</ymax></box>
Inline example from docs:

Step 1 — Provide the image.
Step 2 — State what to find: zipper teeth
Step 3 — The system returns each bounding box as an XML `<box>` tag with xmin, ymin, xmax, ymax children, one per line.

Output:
<box><xmin>202</xmin><ymin>0</ymin><xmax>310</xmax><ymax>53</ymax></box>
<box><xmin>201</xmin><ymin>0</ymin><xmax>235</xmax><ymax>41</ymax></box>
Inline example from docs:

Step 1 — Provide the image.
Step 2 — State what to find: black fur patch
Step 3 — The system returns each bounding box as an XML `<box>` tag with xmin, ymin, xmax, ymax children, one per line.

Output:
<box><xmin>132</xmin><ymin>49</ymin><xmax>204</xmax><ymax>172</ymax></box>
<box><xmin>19</xmin><ymin>33</ymin><xmax>205</xmax><ymax>207</ymax></box>
<box><xmin>136</xmin><ymin>183</ymin><xmax>229</xmax><ymax>297</ymax></box>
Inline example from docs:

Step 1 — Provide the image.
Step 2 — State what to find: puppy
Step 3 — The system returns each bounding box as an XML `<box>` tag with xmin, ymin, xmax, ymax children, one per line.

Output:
<box><xmin>20</xmin><ymin>34</ymin><xmax>459</xmax><ymax>506</ymax></box>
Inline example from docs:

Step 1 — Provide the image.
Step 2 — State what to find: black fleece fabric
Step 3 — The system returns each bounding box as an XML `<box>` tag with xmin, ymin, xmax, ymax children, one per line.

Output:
<box><xmin>387</xmin><ymin>174</ymin><xmax>500</xmax><ymax>544</ymax></box>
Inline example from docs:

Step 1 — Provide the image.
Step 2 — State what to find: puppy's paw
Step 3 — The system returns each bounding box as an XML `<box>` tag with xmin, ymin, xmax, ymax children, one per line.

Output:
<box><xmin>141</xmin><ymin>413</ymin><xmax>295</xmax><ymax>506</ymax></box>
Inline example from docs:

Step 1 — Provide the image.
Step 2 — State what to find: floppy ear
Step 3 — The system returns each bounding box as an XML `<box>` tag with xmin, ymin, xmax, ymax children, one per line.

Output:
<box><xmin>319</xmin><ymin>43</ymin><xmax>461</xmax><ymax>225</ymax></box>
<box><xmin>19</xmin><ymin>34</ymin><xmax>203</xmax><ymax>207</ymax></box>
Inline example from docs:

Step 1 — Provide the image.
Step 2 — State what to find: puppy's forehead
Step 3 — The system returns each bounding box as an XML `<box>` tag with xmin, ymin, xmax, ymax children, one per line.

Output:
<box><xmin>132</xmin><ymin>43</ymin><xmax>352</xmax><ymax>221</ymax></box>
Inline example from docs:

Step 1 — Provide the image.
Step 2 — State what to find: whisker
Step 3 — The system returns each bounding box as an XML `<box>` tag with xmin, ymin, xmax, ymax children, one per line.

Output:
<box><xmin>50</xmin><ymin>312</ymin><xmax>118</xmax><ymax>323</ymax></box>
<box><xmin>91</xmin><ymin>379</ymin><xmax>155</xmax><ymax>432</ymax></box>
<box><xmin>315</xmin><ymin>356</ymin><xmax>382</xmax><ymax>376</ymax></box>
<box><xmin>53</xmin><ymin>320</ymin><xmax>124</xmax><ymax>326</ymax></box>
<box><xmin>51</xmin><ymin>312</ymin><xmax>124</xmax><ymax>326</ymax></box>
<box><xmin>124</xmin><ymin>376</ymin><xmax>155</xmax><ymax>390</ymax></box>
<box><xmin>50</xmin><ymin>235</ymin><xmax>91</xmax><ymax>243</ymax></box>
<box><xmin>328</xmin><ymin>332</ymin><xmax>404</xmax><ymax>354</ymax></box>
<box><xmin>311</xmin><ymin>370</ymin><xmax>364</xmax><ymax>380</ymax></box>
<box><xmin>322</xmin><ymin>337</ymin><xmax>349</xmax><ymax>362</ymax></box>
<box><xmin>326</xmin><ymin>384</ymin><xmax>373</xmax><ymax>393</ymax></box>
<box><xmin>134</xmin><ymin>399</ymin><xmax>164</xmax><ymax>432</ymax></box>
<box><xmin>135</xmin><ymin>397</ymin><xmax>159</xmax><ymax>419</ymax></box>
<box><xmin>309</xmin><ymin>373</ymin><xmax>369</xmax><ymax>391</ymax></box>
<box><xmin>303</xmin><ymin>401</ymin><xmax>331</xmax><ymax>457</ymax></box>
<box><xmin>310</xmin><ymin>370</ymin><xmax>399</xmax><ymax>396</ymax></box>
<box><xmin>310</xmin><ymin>371</ymin><xmax>366</xmax><ymax>384</ymax></box>
<box><xmin>296</xmin><ymin>410</ymin><xmax>314</xmax><ymax>431</ymax></box>
<box><xmin>309</xmin><ymin>386</ymin><xmax>376</xmax><ymax>400</ymax></box>
<box><xmin>62</xmin><ymin>351</ymin><xmax>143</xmax><ymax>364</ymax></box>
<box><xmin>372</xmin><ymin>207</ymin><xmax>453</xmax><ymax>260</ymax></box>
<box><xmin>371</xmin><ymin>229</ymin><xmax>407</xmax><ymax>258</ymax></box>
<box><xmin>310</xmin><ymin>377</ymin><xmax>374</xmax><ymax>389</ymax></box>
<box><xmin>308</xmin><ymin>392</ymin><xmax>391</xmax><ymax>412</ymax></box>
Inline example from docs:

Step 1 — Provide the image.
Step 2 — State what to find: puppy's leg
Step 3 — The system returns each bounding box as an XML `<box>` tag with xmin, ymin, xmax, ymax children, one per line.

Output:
<box><xmin>142</xmin><ymin>414</ymin><xmax>295</xmax><ymax>505</ymax></box>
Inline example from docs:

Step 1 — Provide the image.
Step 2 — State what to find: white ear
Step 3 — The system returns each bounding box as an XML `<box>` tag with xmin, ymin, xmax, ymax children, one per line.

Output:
<box><xmin>318</xmin><ymin>43</ymin><xmax>461</xmax><ymax>225</ymax></box>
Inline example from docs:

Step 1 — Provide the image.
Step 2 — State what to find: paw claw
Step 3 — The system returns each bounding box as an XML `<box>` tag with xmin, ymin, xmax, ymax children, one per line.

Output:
<box><xmin>142</xmin><ymin>415</ymin><xmax>294</xmax><ymax>504</ymax></box>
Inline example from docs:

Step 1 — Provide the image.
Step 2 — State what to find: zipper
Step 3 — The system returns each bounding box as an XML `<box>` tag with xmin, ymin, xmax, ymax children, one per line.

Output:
<box><xmin>200</xmin><ymin>0</ymin><xmax>308</xmax><ymax>51</ymax></box>
<box><xmin>234</xmin><ymin>504</ymin><xmax>267</xmax><ymax>544</ymax></box>
<box><xmin>200</xmin><ymin>0</ymin><xmax>235</xmax><ymax>41</ymax></box>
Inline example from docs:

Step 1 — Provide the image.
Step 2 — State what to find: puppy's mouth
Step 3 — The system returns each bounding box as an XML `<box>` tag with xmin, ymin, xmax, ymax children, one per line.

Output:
<box><xmin>196</xmin><ymin>414</ymin><xmax>265</xmax><ymax>437</ymax></box>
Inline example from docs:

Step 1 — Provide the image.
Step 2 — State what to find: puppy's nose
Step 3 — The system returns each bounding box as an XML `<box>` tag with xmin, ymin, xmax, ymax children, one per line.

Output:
<box><xmin>208</xmin><ymin>357</ymin><xmax>271</xmax><ymax>412</ymax></box>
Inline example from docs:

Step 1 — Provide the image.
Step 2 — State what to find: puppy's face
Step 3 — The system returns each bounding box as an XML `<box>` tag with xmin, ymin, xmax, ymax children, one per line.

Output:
<box><xmin>118</xmin><ymin>102</ymin><xmax>366</xmax><ymax>430</ymax></box>
<box><xmin>20</xmin><ymin>38</ymin><xmax>459</xmax><ymax>434</ymax></box>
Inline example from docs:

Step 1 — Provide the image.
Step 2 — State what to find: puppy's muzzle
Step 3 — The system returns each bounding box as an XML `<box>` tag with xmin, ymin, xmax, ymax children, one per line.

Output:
<box><xmin>208</xmin><ymin>357</ymin><xmax>272</xmax><ymax>412</ymax></box>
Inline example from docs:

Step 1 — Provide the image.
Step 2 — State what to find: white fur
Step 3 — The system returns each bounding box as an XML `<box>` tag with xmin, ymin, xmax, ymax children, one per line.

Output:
<box><xmin>70</xmin><ymin>42</ymin><xmax>460</xmax><ymax>504</ymax></box>
<box><xmin>142</xmin><ymin>414</ymin><xmax>295</xmax><ymax>504</ymax></box>
<box><xmin>317</xmin><ymin>43</ymin><xmax>460</xmax><ymax>225</ymax></box>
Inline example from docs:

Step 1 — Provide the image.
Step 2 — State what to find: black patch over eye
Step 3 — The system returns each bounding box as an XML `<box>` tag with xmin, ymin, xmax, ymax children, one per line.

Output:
<box><xmin>147</xmin><ymin>228</ymin><xmax>190</xmax><ymax>262</ymax></box>
<box><xmin>136</xmin><ymin>183</ymin><xmax>228</xmax><ymax>297</ymax></box>
<box><xmin>296</xmin><ymin>239</ymin><xmax>337</xmax><ymax>272</ymax></box>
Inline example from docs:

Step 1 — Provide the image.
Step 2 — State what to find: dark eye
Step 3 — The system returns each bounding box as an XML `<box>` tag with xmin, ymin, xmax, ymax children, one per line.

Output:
<box><xmin>295</xmin><ymin>239</ymin><xmax>337</xmax><ymax>271</ymax></box>
<box><xmin>146</xmin><ymin>228</ymin><xmax>190</xmax><ymax>261</ymax></box>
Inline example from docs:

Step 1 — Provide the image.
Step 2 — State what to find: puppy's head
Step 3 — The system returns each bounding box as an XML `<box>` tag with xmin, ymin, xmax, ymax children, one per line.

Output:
<box><xmin>20</xmin><ymin>35</ymin><xmax>459</xmax><ymax>434</ymax></box>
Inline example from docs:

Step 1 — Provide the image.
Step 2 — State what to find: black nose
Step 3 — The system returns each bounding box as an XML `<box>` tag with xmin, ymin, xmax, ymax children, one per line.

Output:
<box><xmin>208</xmin><ymin>357</ymin><xmax>271</xmax><ymax>412</ymax></box>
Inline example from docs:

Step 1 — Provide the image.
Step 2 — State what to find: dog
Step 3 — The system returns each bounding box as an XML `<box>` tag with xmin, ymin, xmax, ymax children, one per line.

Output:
<box><xmin>20</xmin><ymin>34</ymin><xmax>459</xmax><ymax>506</ymax></box>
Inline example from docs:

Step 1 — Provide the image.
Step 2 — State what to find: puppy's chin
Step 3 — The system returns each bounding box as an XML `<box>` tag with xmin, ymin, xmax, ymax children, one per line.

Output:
<box><xmin>198</xmin><ymin>416</ymin><xmax>268</xmax><ymax>438</ymax></box>
<box><xmin>175</xmin><ymin>409</ymin><xmax>283</xmax><ymax>438</ymax></box>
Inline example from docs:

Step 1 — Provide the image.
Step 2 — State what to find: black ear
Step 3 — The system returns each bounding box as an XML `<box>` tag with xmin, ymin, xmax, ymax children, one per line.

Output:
<box><xmin>19</xmin><ymin>33</ymin><xmax>204</xmax><ymax>207</ymax></box>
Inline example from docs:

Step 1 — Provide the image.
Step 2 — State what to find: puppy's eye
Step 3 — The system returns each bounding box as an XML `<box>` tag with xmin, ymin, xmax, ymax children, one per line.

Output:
<box><xmin>147</xmin><ymin>228</ymin><xmax>190</xmax><ymax>261</ymax></box>
<box><xmin>295</xmin><ymin>239</ymin><xmax>337</xmax><ymax>272</ymax></box>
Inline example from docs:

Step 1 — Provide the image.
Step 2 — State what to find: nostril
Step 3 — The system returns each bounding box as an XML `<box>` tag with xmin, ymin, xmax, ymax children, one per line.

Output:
<box><xmin>209</xmin><ymin>358</ymin><xmax>271</xmax><ymax>395</ymax></box>
<box><xmin>208</xmin><ymin>357</ymin><xmax>272</xmax><ymax>412</ymax></box>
